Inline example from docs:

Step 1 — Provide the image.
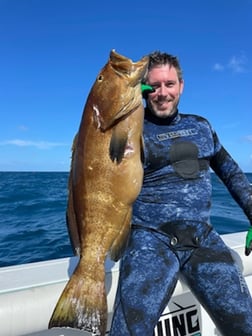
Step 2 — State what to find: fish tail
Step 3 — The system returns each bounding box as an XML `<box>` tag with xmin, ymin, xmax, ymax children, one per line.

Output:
<box><xmin>48</xmin><ymin>263</ymin><xmax>107</xmax><ymax>335</ymax></box>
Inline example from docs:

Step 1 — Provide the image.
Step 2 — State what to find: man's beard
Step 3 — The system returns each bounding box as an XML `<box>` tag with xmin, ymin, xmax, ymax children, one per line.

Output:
<box><xmin>147</xmin><ymin>99</ymin><xmax>179</xmax><ymax>119</ymax></box>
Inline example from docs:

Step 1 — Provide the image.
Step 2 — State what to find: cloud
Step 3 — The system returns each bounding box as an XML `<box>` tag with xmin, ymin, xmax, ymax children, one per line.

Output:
<box><xmin>0</xmin><ymin>139</ymin><xmax>67</xmax><ymax>149</ymax></box>
<box><xmin>213</xmin><ymin>53</ymin><xmax>248</xmax><ymax>73</ymax></box>
<box><xmin>18</xmin><ymin>125</ymin><xmax>29</xmax><ymax>132</ymax></box>
<box><xmin>212</xmin><ymin>63</ymin><xmax>224</xmax><ymax>72</ymax></box>
<box><xmin>245</xmin><ymin>135</ymin><xmax>252</xmax><ymax>142</ymax></box>
<box><xmin>227</xmin><ymin>54</ymin><xmax>247</xmax><ymax>73</ymax></box>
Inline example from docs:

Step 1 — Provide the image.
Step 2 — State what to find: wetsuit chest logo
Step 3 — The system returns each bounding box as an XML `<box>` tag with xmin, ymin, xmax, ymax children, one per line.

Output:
<box><xmin>157</xmin><ymin>128</ymin><xmax>198</xmax><ymax>141</ymax></box>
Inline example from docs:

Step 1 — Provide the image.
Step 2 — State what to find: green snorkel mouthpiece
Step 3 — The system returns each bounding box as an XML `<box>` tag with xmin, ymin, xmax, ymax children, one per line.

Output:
<box><xmin>141</xmin><ymin>84</ymin><xmax>155</xmax><ymax>99</ymax></box>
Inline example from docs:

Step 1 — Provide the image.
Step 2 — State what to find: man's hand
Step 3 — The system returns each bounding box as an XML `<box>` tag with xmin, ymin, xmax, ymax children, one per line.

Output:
<box><xmin>245</xmin><ymin>227</ymin><xmax>252</xmax><ymax>256</ymax></box>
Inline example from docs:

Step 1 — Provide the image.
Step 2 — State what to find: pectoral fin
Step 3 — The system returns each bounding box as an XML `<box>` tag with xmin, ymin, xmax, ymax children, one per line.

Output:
<box><xmin>109</xmin><ymin>123</ymin><xmax>128</xmax><ymax>164</ymax></box>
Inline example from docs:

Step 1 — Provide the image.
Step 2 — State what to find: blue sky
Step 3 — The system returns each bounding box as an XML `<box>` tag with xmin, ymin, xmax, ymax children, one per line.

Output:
<box><xmin>1</xmin><ymin>0</ymin><xmax>252</xmax><ymax>172</ymax></box>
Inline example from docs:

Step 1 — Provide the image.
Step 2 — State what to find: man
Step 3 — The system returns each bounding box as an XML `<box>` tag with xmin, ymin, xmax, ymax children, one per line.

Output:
<box><xmin>109</xmin><ymin>51</ymin><xmax>252</xmax><ymax>335</ymax></box>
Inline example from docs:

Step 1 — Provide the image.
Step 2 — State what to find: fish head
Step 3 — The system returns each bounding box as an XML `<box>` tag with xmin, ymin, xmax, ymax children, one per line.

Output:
<box><xmin>89</xmin><ymin>50</ymin><xmax>149</xmax><ymax>131</ymax></box>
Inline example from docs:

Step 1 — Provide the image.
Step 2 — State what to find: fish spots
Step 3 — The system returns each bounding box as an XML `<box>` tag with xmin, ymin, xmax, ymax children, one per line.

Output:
<box><xmin>132</xmin><ymin>178</ymin><xmax>140</xmax><ymax>187</ymax></box>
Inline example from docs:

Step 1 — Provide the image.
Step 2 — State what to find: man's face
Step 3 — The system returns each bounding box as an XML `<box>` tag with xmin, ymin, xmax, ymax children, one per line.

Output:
<box><xmin>146</xmin><ymin>64</ymin><xmax>184</xmax><ymax>118</ymax></box>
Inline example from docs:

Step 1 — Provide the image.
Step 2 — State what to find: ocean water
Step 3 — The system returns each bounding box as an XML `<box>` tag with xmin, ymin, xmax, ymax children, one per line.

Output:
<box><xmin>0</xmin><ymin>171</ymin><xmax>251</xmax><ymax>267</ymax></box>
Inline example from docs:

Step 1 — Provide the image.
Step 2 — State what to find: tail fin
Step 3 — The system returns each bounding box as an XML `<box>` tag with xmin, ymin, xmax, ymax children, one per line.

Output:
<box><xmin>48</xmin><ymin>263</ymin><xmax>107</xmax><ymax>335</ymax></box>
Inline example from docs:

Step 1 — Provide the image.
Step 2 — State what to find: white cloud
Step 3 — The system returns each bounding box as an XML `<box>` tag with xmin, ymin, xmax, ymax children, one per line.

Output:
<box><xmin>245</xmin><ymin>135</ymin><xmax>252</xmax><ymax>142</ymax></box>
<box><xmin>0</xmin><ymin>139</ymin><xmax>67</xmax><ymax>149</ymax></box>
<box><xmin>213</xmin><ymin>53</ymin><xmax>248</xmax><ymax>73</ymax></box>
<box><xmin>227</xmin><ymin>54</ymin><xmax>247</xmax><ymax>73</ymax></box>
<box><xmin>18</xmin><ymin>125</ymin><xmax>29</xmax><ymax>132</ymax></box>
<box><xmin>212</xmin><ymin>63</ymin><xmax>224</xmax><ymax>71</ymax></box>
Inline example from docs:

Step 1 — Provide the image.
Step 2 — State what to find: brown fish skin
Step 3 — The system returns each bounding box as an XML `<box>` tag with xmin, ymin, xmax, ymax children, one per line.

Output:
<box><xmin>48</xmin><ymin>50</ymin><xmax>148</xmax><ymax>335</ymax></box>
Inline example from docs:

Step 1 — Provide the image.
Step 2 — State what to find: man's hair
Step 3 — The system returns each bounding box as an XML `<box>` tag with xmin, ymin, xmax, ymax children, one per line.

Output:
<box><xmin>144</xmin><ymin>51</ymin><xmax>183</xmax><ymax>82</ymax></box>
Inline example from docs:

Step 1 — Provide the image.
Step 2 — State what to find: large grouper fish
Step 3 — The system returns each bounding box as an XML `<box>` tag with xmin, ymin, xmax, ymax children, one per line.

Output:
<box><xmin>48</xmin><ymin>50</ymin><xmax>149</xmax><ymax>335</ymax></box>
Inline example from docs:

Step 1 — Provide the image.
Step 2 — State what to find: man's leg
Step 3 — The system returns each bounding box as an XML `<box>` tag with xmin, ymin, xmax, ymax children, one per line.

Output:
<box><xmin>182</xmin><ymin>228</ymin><xmax>252</xmax><ymax>336</ymax></box>
<box><xmin>110</xmin><ymin>229</ymin><xmax>179</xmax><ymax>336</ymax></box>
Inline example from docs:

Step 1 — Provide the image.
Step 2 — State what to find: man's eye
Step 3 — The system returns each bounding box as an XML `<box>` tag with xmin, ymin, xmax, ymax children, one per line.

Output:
<box><xmin>166</xmin><ymin>82</ymin><xmax>176</xmax><ymax>88</ymax></box>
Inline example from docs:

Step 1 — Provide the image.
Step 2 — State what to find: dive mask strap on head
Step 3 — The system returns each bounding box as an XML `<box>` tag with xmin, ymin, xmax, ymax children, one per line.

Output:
<box><xmin>141</xmin><ymin>84</ymin><xmax>155</xmax><ymax>99</ymax></box>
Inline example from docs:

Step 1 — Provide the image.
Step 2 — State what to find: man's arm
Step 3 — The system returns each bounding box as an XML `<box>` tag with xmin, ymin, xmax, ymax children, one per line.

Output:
<box><xmin>210</xmin><ymin>131</ymin><xmax>252</xmax><ymax>255</ymax></box>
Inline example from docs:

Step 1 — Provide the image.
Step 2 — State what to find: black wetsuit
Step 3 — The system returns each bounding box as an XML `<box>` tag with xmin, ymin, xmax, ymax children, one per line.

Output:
<box><xmin>110</xmin><ymin>109</ymin><xmax>252</xmax><ymax>336</ymax></box>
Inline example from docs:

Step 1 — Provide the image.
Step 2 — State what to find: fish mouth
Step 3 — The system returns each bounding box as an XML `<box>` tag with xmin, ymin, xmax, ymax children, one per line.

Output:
<box><xmin>110</xmin><ymin>50</ymin><xmax>149</xmax><ymax>82</ymax></box>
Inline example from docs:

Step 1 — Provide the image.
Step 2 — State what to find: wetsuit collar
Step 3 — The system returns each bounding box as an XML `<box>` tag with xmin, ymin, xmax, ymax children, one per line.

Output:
<box><xmin>145</xmin><ymin>108</ymin><xmax>180</xmax><ymax>125</ymax></box>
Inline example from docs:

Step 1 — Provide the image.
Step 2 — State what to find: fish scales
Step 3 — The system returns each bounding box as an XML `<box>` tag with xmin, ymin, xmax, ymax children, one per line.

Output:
<box><xmin>48</xmin><ymin>50</ymin><xmax>148</xmax><ymax>335</ymax></box>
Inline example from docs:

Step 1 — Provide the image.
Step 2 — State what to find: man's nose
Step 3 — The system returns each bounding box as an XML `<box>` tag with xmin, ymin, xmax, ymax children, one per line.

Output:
<box><xmin>158</xmin><ymin>83</ymin><xmax>167</xmax><ymax>96</ymax></box>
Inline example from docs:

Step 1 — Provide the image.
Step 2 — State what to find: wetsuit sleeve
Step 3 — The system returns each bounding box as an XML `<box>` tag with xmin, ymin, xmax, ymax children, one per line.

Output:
<box><xmin>210</xmin><ymin>130</ymin><xmax>252</xmax><ymax>224</ymax></box>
